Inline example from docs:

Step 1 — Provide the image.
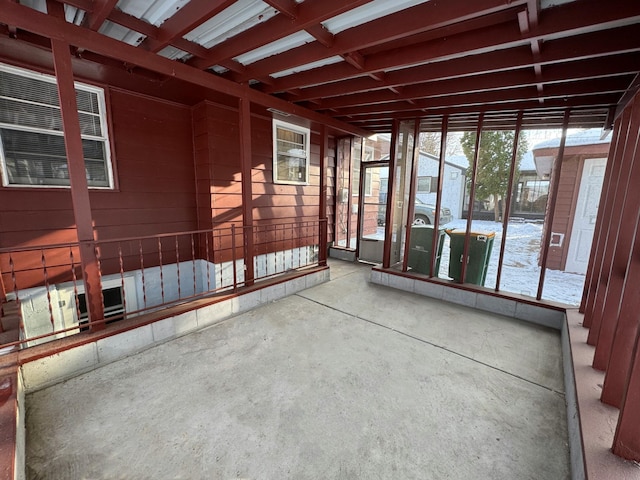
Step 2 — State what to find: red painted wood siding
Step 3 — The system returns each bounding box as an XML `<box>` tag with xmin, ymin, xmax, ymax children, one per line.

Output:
<box><xmin>0</xmin><ymin>89</ymin><xmax>196</xmax><ymax>289</ymax></box>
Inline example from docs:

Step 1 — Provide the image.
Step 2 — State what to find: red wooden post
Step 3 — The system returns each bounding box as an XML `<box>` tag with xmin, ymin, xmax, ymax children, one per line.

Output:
<box><xmin>582</xmin><ymin>108</ymin><xmax>631</xmax><ymax>327</ymax></box>
<box><xmin>537</xmin><ymin>111</ymin><xmax>570</xmax><ymax>300</ymax></box>
<box><xmin>319</xmin><ymin>125</ymin><xmax>328</xmax><ymax>266</ymax></box>
<box><xmin>51</xmin><ymin>38</ymin><xmax>105</xmax><ymax>328</ymax></box>
<box><xmin>429</xmin><ymin>116</ymin><xmax>448</xmax><ymax>277</ymax></box>
<box><xmin>612</xmin><ymin>324</ymin><xmax>640</xmax><ymax>462</ymax></box>
<box><xmin>239</xmin><ymin>96</ymin><xmax>255</xmax><ymax>286</ymax></box>
<box><xmin>601</xmin><ymin>209</ymin><xmax>640</xmax><ymax>407</ymax></box>
<box><xmin>579</xmin><ymin>116</ymin><xmax>621</xmax><ymax>315</ymax></box>
<box><xmin>461</xmin><ymin>113</ymin><xmax>484</xmax><ymax>284</ymax></box>
<box><xmin>587</xmin><ymin>100</ymin><xmax>640</xmax><ymax>348</ymax></box>
<box><xmin>495</xmin><ymin>112</ymin><xmax>523</xmax><ymax>291</ymax></box>
<box><xmin>402</xmin><ymin>119</ymin><xmax>420</xmax><ymax>272</ymax></box>
<box><xmin>383</xmin><ymin>120</ymin><xmax>400</xmax><ymax>269</ymax></box>
<box><xmin>592</xmin><ymin>101</ymin><xmax>640</xmax><ymax>371</ymax></box>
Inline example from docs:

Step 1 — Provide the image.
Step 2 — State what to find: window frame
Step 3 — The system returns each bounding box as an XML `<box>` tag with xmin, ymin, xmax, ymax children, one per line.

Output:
<box><xmin>0</xmin><ymin>62</ymin><xmax>115</xmax><ymax>189</ymax></box>
<box><xmin>272</xmin><ymin>118</ymin><xmax>310</xmax><ymax>186</ymax></box>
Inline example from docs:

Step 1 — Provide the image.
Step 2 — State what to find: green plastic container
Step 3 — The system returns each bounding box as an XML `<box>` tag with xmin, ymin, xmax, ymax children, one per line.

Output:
<box><xmin>446</xmin><ymin>229</ymin><xmax>495</xmax><ymax>285</ymax></box>
<box><xmin>407</xmin><ymin>225</ymin><xmax>446</xmax><ymax>275</ymax></box>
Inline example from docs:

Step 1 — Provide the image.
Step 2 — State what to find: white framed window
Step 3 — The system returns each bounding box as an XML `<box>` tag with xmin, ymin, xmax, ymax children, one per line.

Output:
<box><xmin>273</xmin><ymin>119</ymin><xmax>310</xmax><ymax>185</ymax></box>
<box><xmin>0</xmin><ymin>62</ymin><xmax>114</xmax><ymax>188</ymax></box>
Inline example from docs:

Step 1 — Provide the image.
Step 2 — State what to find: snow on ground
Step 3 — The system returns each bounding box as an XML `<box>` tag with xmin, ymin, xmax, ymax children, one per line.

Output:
<box><xmin>436</xmin><ymin>219</ymin><xmax>585</xmax><ymax>306</ymax></box>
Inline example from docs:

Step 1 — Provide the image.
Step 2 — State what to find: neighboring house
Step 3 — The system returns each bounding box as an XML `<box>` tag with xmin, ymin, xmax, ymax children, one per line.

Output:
<box><xmin>533</xmin><ymin>129</ymin><xmax>612</xmax><ymax>274</ymax></box>
<box><xmin>415</xmin><ymin>152</ymin><xmax>466</xmax><ymax>219</ymax></box>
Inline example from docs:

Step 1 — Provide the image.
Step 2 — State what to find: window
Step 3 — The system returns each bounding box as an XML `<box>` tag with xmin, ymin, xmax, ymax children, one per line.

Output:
<box><xmin>78</xmin><ymin>286</ymin><xmax>124</xmax><ymax>331</ymax></box>
<box><xmin>273</xmin><ymin>119</ymin><xmax>310</xmax><ymax>185</ymax></box>
<box><xmin>0</xmin><ymin>63</ymin><xmax>113</xmax><ymax>188</ymax></box>
<box><xmin>417</xmin><ymin>176</ymin><xmax>438</xmax><ymax>193</ymax></box>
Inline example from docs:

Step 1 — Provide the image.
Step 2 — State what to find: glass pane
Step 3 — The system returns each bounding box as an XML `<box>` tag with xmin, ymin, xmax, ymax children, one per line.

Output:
<box><xmin>0</xmin><ymin>97</ymin><xmax>63</xmax><ymax>132</ymax></box>
<box><xmin>389</xmin><ymin>121</ymin><xmax>415</xmax><ymax>266</ymax></box>
<box><xmin>1</xmin><ymin>129</ymin><xmax>109</xmax><ymax>187</ymax></box>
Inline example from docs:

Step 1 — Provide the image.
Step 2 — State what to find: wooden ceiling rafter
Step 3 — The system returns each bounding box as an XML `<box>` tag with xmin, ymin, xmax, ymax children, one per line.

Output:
<box><xmin>260</xmin><ymin>0</ymin><xmax>640</xmax><ymax>94</ymax></box>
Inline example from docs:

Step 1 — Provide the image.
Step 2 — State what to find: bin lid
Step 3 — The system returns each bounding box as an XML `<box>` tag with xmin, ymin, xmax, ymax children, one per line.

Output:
<box><xmin>445</xmin><ymin>229</ymin><xmax>495</xmax><ymax>239</ymax></box>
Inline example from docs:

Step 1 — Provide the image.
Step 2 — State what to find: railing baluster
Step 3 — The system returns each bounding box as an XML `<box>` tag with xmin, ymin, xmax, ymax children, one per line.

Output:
<box><xmin>273</xmin><ymin>225</ymin><xmax>277</xmax><ymax>276</ymax></box>
<box><xmin>218</xmin><ymin>229</ymin><xmax>224</xmax><ymax>289</ymax></box>
<box><xmin>118</xmin><ymin>242</ymin><xmax>126</xmax><ymax>319</ymax></box>
<box><xmin>191</xmin><ymin>234</ymin><xmax>197</xmax><ymax>297</ymax></box>
<box><xmin>41</xmin><ymin>248</ymin><xmax>55</xmax><ymax>331</ymax></box>
<box><xmin>232</xmin><ymin>224</ymin><xmax>237</xmax><ymax>292</ymax></box>
<box><xmin>205</xmin><ymin>232</ymin><xmax>211</xmax><ymax>293</ymax></box>
<box><xmin>291</xmin><ymin>223</ymin><xmax>294</xmax><ymax>268</ymax></box>
<box><xmin>158</xmin><ymin>238</ymin><xmax>165</xmax><ymax>304</ymax></box>
<box><xmin>94</xmin><ymin>243</ymin><xmax>105</xmax><ymax>329</ymax></box>
<box><xmin>70</xmin><ymin>247</ymin><xmax>81</xmax><ymax>326</ymax></box>
<box><xmin>139</xmin><ymin>239</ymin><xmax>147</xmax><ymax>309</ymax></box>
<box><xmin>298</xmin><ymin>223</ymin><xmax>302</xmax><ymax>268</ymax></box>
<box><xmin>175</xmin><ymin>235</ymin><xmax>181</xmax><ymax>300</ymax></box>
<box><xmin>8</xmin><ymin>254</ymin><xmax>25</xmax><ymax>338</ymax></box>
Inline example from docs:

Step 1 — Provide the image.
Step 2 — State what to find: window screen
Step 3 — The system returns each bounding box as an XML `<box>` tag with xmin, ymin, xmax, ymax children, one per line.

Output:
<box><xmin>0</xmin><ymin>63</ymin><xmax>112</xmax><ymax>188</ymax></box>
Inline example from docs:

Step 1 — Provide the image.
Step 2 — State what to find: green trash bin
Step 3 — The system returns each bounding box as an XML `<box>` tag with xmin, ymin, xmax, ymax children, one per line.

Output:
<box><xmin>446</xmin><ymin>229</ymin><xmax>495</xmax><ymax>285</ymax></box>
<box><xmin>408</xmin><ymin>225</ymin><xmax>446</xmax><ymax>275</ymax></box>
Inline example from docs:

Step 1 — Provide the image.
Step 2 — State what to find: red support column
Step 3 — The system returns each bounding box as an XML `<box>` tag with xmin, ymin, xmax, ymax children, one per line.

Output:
<box><xmin>383</xmin><ymin>120</ymin><xmax>400</xmax><ymax>269</ymax></box>
<box><xmin>495</xmin><ymin>112</ymin><xmax>523</xmax><ymax>291</ymax></box>
<box><xmin>592</xmin><ymin>100</ymin><xmax>640</xmax><ymax>371</ymax></box>
<box><xmin>601</xmin><ymin>209</ymin><xmax>640</xmax><ymax>407</ymax></box>
<box><xmin>461</xmin><ymin>114</ymin><xmax>484</xmax><ymax>284</ymax></box>
<box><xmin>612</xmin><ymin>324</ymin><xmax>640</xmax><ymax>462</ymax></box>
<box><xmin>319</xmin><ymin>125</ymin><xmax>328</xmax><ymax>266</ymax></box>
<box><xmin>402</xmin><ymin>119</ymin><xmax>420</xmax><ymax>272</ymax></box>
<box><xmin>239</xmin><ymin>96</ymin><xmax>255</xmax><ymax>286</ymax></box>
<box><xmin>587</xmin><ymin>101</ymin><xmax>640</xmax><ymax>349</ymax></box>
<box><xmin>582</xmin><ymin>108</ymin><xmax>631</xmax><ymax>327</ymax></box>
<box><xmin>430</xmin><ymin>116</ymin><xmax>448</xmax><ymax>277</ymax></box>
<box><xmin>537</xmin><ymin>111</ymin><xmax>570</xmax><ymax>300</ymax></box>
<box><xmin>51</xmin><ymin>39</ymin><xmax>104</xmax><ymax>328</ymax></box>
<box><xmin>580</xmin><ymin>116</ymin><xmax>622</xmax><ymax>315</ymax></box>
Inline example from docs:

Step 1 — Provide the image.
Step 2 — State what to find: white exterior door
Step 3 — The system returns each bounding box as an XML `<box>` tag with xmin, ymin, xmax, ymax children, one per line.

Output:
<box><xmin>565</xmin><ymin>158</ymin><xmax>607</xmax><ymax>274</ymax></box>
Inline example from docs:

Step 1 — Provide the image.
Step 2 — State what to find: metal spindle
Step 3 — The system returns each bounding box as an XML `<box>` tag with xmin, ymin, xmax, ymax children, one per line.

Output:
<box><xmin>231</xmin><ymin>224</ymin><xmax>237</xmax><ymax>292</ymax></box>
<box><xmin>191</xmin><ymin>234</ymin><xmax>197</xmax><ymax>297</ymax></box>
<box><xmin>298</xmin><ymin>224</ymin><xmax>302</xmax><ymax>267</ymax></box>
<box><xmin>41</xmin><ymin>249</ymin><xmax>55</xmax><ymax>329</ymax></box>
<box><xmin>218</xmin><ymin>229</ymin><xmax>224</xmax><ymax>288</ymax></box>
<box><xmin>158</xmin><ymin>238</ymin><xmax>165</xmax><ymax>304</ymax></box>
<box><xmin>70</xmin><ymin>247</ymin><xmax>81</xmax><ymax>326</ymax></box>
<box><xmin>139</xmin><ymin>239</ymin><xmax>147</xmax><ymax>309</ymax></box>
<box><xmin>175</xmin><ymin>235</ymin><xmax>181</xmax><ymax>299</ymax></box>
<box><xmin>95</xmin><ymin>244</ymin><xmax>105</xmax><ymax>328</ymax></box>
<box><xmin>117</xmin><ymin>243</ymin><xmax>127</xmax><ymax>319</ymax></box>
<box><xmin>205</xmin><ymin>232</ymin><xmax>211</xmax><ymax>292</ymax></box>
<box><xmin>9</xmin><ymin>254</ymin><xmax>24</xmax><ymax>338</ymax></box>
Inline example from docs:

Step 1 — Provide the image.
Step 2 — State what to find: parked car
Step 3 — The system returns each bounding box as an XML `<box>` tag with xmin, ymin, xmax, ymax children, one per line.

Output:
<box><xmin>413</xmin><ymin>197</ymin><xmax>453</xmax><ymax>225</ymax></box>
<box><xmin>377</xmin><ymin>198</ymin><xmax>453</xmax><ymax>226</ymax></box>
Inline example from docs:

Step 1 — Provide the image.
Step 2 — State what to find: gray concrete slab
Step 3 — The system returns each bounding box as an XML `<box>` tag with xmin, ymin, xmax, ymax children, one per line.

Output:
<box><xmin>26</xmin><ymin>259</ymin><xmax>569</xmax><ymax>480</ymax></box>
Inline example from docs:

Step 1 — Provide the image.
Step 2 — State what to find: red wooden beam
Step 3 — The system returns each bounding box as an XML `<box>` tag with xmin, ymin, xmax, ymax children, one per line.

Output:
<box><xmin>460</xmin><ymin>114</ymin><xmax>484</xmax><ymax>284</ymax></box>
<box><xmin>0</xmin><ymin>0</ymin><xmax>371</xmax><ymax>137</ymax></box>
<box><xmin>256</xmin><ymin>0</ymin><xmax>640</xmax><ymax>91</ymax></box>
<box><xmin>83</xmin><ymin>0</ymin><xmax>118</xmax><ymax>31</ymax></box>
<box><xmin>327</xmin><ymin>77</ymin><xmax>630</xmax><ymax>117</ymax></box>
<box><xmin>232</xmin><ymin>0</ymin><xmax>529</xmax><ymax>82</ymax></box>
<box><xmin>265</xmin><ymin>23</ymin><xmax>640</xmax><ymax>96</ymax></box>
<box><xmin>537</xmin><ymin>110</ymin><xmax>570</xmax><ymax>300</ymax></box>
<box><xmin>140</xmin><ymin>0</ymin><xmax>236</xmax><ymax>53</ymax></box>
<box><xmin>239</xmin><ymin>96</ymin><xmax>255</xmax><ymax>286</ymax></box>
<box><xmin>319</xmin><ymin>125</ymin><xmax>328</xmax><ymax>266</ymax></box>
<box><xmin>314</xmin><ymin>54</ymin><xmax>640</xmax><ymax>110</ymax></box>
<box><xmin>305</xmin><ymin>24</ymin><xmax>334</xmax><ymax>48</ymax></box>
<box><xmin>495</xmin><ymin>112</ymin><xmax>523</xmax><ymax>291</ymax></box>
<box><xmin>402</xmin><ymin>119</ymin><xmax>421</xmax><ymax>272</ymax></box>
<box><xmin>263</xmin><ymin>0</ymin><xmax>299</xmax><ymax>19</ymax></box>
<box><xmin>188</xmin><ymin>0</ymin><xmax>374</xmax><ymax>69</ymax></box>
<box><xmin>383</xmin><ymin>119</ymin><xmax>400</xmax><ymax>269</ymax></box>
<box><xmin>51</xmin><ymin>38</ymin><xmax>105</xmax><ymax>328</ymax></box>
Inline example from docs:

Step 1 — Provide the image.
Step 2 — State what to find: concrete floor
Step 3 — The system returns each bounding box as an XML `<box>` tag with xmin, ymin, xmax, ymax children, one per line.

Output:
<box><xmin>26</xmin><ymin>260</ymin><xmax>569</xmax><ymax>480</ymax></box>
